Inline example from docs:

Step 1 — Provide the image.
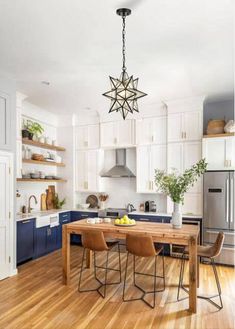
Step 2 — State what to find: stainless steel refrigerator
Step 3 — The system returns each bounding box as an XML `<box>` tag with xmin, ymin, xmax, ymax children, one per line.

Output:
<box><xmin>203</xmin><ymin>171</ymin><xmax>234</xmax><ymax>265</ymax></box>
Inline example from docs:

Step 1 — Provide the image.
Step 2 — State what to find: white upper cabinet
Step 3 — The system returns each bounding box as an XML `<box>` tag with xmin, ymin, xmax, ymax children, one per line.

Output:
<box><xmin>136</xmin><ymin>116</ymin><xmax>167</xmax><ymax>145</ymax></box>
<box><xmin>168</xmin><ymin>141</ymin><xmax>202</xmax><ymax>194</ymax></box>
<box><xmin>184</xmin><ymin>111</ymin><xmax>202</xmax><ymax>141</ymax></box>
<box><xmin>202</xmin><ymin>136</ymin><xmax>235</xmax><ymax>170</ymax></box>
<box><xmin>75</xmin><ymin>124</ymin><xmax>100</xmax><ymax>150</ymax></box>
<box><xmin>168</xmin><ymin>110</ymin><xmax>202</xmax><ymax>142</ymax></box>
<box><xmin>168</xmin><ymin>113</ymin><xmax>184</xmax><ymax>142</ymax></box>
<box><xmin>75</xmin><ymin>150</ymin><xmax>104</xmax><ymax>192</ymax></box>
<box><xmin>100</xmin><ymin>120</ymin><xmax>135</xmax><ymax>148</ymax></box>
<box><xmin>0</xmin><ymin>92</ymin><xmax>10</xmax><ymax>150</ymax></box>
<box><xmin>136</xmin><ymin>144</ymin><xmax>167</xmax><ymax>193</ymax></box>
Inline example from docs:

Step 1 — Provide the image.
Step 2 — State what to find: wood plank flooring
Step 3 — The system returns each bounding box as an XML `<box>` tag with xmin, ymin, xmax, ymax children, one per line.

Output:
<box><xmin>0</xmin><ymin>245</ymin><xmax>234</xmax><ymax>329</ymax></box>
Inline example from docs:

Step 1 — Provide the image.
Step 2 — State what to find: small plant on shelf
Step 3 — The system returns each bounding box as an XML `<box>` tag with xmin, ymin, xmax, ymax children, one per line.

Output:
<box><xmin>25</xmin><ymin>120</ymin><xmax>44</xmax><ymax>140</ymax></box>
<box><xmin>54</xmin><ymin>193</ymin><xmax>66</xmax><ymax>209</ymax></box>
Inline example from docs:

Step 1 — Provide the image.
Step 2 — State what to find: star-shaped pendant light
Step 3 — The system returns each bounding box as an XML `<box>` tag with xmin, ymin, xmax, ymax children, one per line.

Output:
<box><xmin>103</xmin><ymin>8</ymin><xmax>147</xmax><ymax>120</ymax></box>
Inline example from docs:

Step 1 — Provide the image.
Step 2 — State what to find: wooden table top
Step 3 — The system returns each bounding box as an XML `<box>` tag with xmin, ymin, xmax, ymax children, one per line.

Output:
<box><xmin>65</xmin><ymin>219</ymin><xmax>199</xmax><ymax>245</ymax></box>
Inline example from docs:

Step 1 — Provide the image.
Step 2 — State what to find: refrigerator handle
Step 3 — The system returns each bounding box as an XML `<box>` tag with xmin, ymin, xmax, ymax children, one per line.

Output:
<box><xmin>230</xmin><ymin>176</ymin><xmax>234</xmax><ymax>223</ymax></box>
<box><xmin>226</xmin><ymin>178</ymin><xmax>229</xmax><ymax>223</ymax></box>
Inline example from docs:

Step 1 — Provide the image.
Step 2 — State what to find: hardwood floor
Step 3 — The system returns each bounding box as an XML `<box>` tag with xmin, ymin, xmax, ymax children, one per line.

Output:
<box><xmin>0</xmin><ymin>245</ymin><xmax>234</xmax><ymax>329</ymax></box>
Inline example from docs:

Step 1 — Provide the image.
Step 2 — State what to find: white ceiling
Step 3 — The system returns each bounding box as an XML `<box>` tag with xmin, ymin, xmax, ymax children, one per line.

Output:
<box><xmin>0</xmin><ymin>0</ymin><xmax>233</xmax><ymax>115</ymax></box>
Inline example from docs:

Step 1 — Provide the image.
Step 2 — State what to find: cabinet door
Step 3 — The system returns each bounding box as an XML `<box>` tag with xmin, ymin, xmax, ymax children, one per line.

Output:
<box><xmin>0</xmin><ymin>153</ymin><xmax>11</xmax><ymax>280</ymax></box>
<box><xmin>202</xmin><ymin>138</ymin><xmax>226</xmax><ymax>170</ymax></box>
<box><xmin>0</xmin><ymin>92</ymin><xmax>10</xmax><ymax>149</ymax></box>
<box><xmin>17</xmin><ymin>219</ymin><xmax>35</xmax><ymax>264</ymax></box>
<box><xmin>87</xmin><ymin>150</ymin><xmax>99</xmax><ymax>192</ymax></box>
<box><xmin>136</xmin><ymin>146</ymin><xmax>150</xmax><ymax>193</ymax></box>
<box><xmin>75</xmin><ymin>126</ymin><xmax>88</xmax><ymax>149</ymax></box>
<box><xmin>100</xmin><ymin>122</ymin><xmax>116</xmax><ymax>148</ymax></box>
<box><xmin>225</xmin><ymin>137</ymin><xmax>235</xmax><ymax>169</ymax></box>
<box><xmin>184</xmin><ymin>142</ymin><xmax>202</xmax><ymax>193</ymax></box>
<box><xmin>168</xmin><ymin>143</ymin><xmax>184</xmax><ymax>173</ymax></box>
<box><xmin>35</xmin><ymin>226</ymin><xmax>48</xmax><ymax>257</ymax></box>
<box><xmin>150</xmin><ymin>145</ymin><xmax>167</xmax><ymax>192</ymax></box>
<box><xmin>16</xmin><ymin>140</ymin><xmax>22</xmax><ymax>178</ymax></box>
<box><xmin>75</xmin><ymin>151</ymin><xmax>88</xmax><ymax>191</ymax></box>
<box><xmin>47</xmin><ymin>227</ymin><xmax>57</xmax><ymax>253</ymax></box>
<box><xmin>117</xmin><ymin>120</ymin><xmax>133</xmax><ymax>146</ymax></box>
<box><xmin>152</xmin><ymin>116</ymin><xmax>167</xmax><ymax>144</ymax></box>
<box><xmin>88</xmin><ymin>124</ymin><xmax>100</xmax><ymax>149</ymax></box>
<box><xmin>168</xmin><ymin>113</ymin><xmax>184</xmax><ymax>142</ymax></box>
<box><xmin>136</xmin><ymin>118</ymin><xmax>152</xmax><ymax>145</ymax></box>
<box><xmin>184</xmin><ymin>111</ymin><xmax>202</xmax><ymax>141</ymax></box>
<box><xmin>182</xmin><ymin>193</ymin><xmax>202</xmax><ymax>216</ymax></box>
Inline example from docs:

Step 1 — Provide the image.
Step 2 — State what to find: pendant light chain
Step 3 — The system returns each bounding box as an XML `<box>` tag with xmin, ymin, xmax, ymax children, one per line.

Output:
<box><xmin>122</xmin><ymin>16</ymin><xmax>126</xmax><ymax>72</ymax></box>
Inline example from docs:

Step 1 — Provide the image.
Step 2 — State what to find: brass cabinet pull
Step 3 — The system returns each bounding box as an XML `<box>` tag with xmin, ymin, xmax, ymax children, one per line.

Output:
<box><xmin>22</xmin><ymin>220</ymin><xmax>30</xmax><ymax>224</ymax></box>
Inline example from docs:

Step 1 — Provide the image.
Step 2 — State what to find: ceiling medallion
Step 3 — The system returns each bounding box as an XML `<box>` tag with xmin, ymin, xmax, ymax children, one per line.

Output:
<box><xmin>103</xmin><ymin>8</ymin><xmax>147</xmax><ymax>120</ymax></box>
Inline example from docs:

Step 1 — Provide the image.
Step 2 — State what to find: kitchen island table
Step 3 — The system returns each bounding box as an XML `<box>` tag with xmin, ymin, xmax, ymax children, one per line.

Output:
<box><xmin>62</xmin><ymin>219</ymin><xmax>199</xmax><ymax>313</ymax></box>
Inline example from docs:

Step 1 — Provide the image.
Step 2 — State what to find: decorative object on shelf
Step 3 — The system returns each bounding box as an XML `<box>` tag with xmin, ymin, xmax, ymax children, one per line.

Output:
<box><xmin>54</xmin><ymin>193</ymin><xmax>66</xmax><ymax>209</ymax></box>
<box><xmin>46</xmin><ymin>185</ymin><xmax>55</xmax><ymax>210</ymax></box>
<box><xmin>16</xmin><ymin>189</ymin><xmax>21</xmax><ymax>198</ymax></box>
<box><xmin>32</xmin><ymin>153</ymin><xmax>44</xmax><ymax>161</ymax></box>
<box><xmin>40</xmin><ymin>193</ymin><xmax>47</xmax><ymax>211</ymax></box>
<box><xmin>39</xmin><ymin>136</ymin><xmax>45</xmax><ymax>143</ymax></box>
<box><xmin>206</xmin><ymin>119</ymin><xmax>225</xmax><ymax>135</ymax></box>
<box><xmin>102</xmin><ymin>8</ymin><xmax>147</xmax><ymax>120</ymax></box>
<box><xmin>86</xmin><ymin>195</ymin><xmax>98</xmax><ymax>208</ymax></box>
<box><xmin>26</xmin><ymin>120</ymin><xmax>44</xmax><ymax>140</ymax></box>
<box><xmin>99</xmin><ymin>194</ymin><xmax>109</xmax><ymax>209</ymax></box>
<box><xmin>224</xmin><ymin>120</ymin><xmax>235</xmax><ymax>133</ymax></box>
<box><xmin>155</xmin><ymin>159</ymin><xmax>207</xmax><ymax>229</ymax></box>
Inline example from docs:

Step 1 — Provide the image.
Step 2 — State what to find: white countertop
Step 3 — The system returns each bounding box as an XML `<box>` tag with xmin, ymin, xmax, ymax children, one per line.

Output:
<box><xmin>129</xmin><ymin>211</ymin><xmax>202</xmax><ymax>219</ymax></box>
<box><xmin>16</xmin><ymin>208</ymin><xmax>202</xmax><ymax>221</ymax></box>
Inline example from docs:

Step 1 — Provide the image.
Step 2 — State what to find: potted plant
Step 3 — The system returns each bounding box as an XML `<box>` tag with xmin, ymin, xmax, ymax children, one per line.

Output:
<box><xmin>21</xmin><ymin>119</ymin><xmax>29</xmax><ymax>139</ymax></box>
<box><xmin>54</xmin><ymin>193</ymin><xmax>66</xmax><ymax>209</ymax></box>
<box><xmin>26</xmin><ymin>120</ymin><xmax>44</xmax><ymax>140</ymax></box>
<box><xmin>155</xmin><ymin>159</ymin><xmax>207</xmax><ymax>229</ymax></box>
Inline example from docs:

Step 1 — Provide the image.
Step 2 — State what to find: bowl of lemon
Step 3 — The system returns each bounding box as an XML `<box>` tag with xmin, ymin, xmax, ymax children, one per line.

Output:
<box><xmin>114</xmin><ymin>215</ymin><xmax>136</xmax><ymax>227</ymax></box>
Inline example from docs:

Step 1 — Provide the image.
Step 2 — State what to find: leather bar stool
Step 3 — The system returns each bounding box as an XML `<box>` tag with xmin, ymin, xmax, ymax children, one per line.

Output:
<box><xmin>177</xmin><ymin>232</ymin><xmax>225</xmax><ymax>310</ymax></box>
<box><xmin>123</xmin><ymin>233</ymin><xmax>165</xmax><ymax>309</ymax></box>
<box><xmin>78</xmin><ymin>230</ymin><xmax>122</xmax><ymax>298</ymax></box>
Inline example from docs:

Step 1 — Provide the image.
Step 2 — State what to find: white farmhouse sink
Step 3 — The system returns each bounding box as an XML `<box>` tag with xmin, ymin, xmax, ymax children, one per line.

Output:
<box><xmin>36</xmin><ymin>213</ymin><xmax>59</xmax><ymax>228</ymax></box>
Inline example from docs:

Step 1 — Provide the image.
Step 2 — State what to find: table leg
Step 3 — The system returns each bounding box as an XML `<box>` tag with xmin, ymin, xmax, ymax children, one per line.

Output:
<box><xmin>62</xmin><ymin>225</ymin><xmax>70</xmax><ymax>285</ymax></box>
<box><xmin>188</xmin><ymin>235</ymin><xmax>197</xmax><ymax>313</ymax></box>
<box><xmin>85</xmin><ymin>249</ymin><xmax>92</xmax><ymax>268</ymax></box>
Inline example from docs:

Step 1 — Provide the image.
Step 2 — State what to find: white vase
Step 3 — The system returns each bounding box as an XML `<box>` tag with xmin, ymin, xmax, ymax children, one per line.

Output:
<box><xmin>171</xmin><ymin>202</ymin><xmax>182</xmax><ymax>229</ymax></box>
<box><xmin>100</xmin><ymin>201</ymin><xmax>106</xmax><ymax>210</ymax></box>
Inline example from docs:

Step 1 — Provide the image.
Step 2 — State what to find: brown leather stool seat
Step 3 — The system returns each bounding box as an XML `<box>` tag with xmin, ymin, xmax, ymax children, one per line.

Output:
<box><xmin>177</xmin><ymin>232</ymin><xmax>225</xmax><ymax>310</ymax></box>
<box><xmin>123</xmin><ymin>234</ymin><xmax>165</xmax><ymax>309</ymax></box>
<box><xmin>78</xmin><ymin>230</ymin><xmax>122</xmax><ymax>298</ymax></box>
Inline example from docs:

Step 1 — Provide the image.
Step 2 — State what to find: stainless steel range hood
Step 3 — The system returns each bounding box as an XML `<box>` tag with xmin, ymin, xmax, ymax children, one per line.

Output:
<box><xmin>101</xmin><ymin>149</ymin><xmax>135</xmax><ymax>178</ymax></box>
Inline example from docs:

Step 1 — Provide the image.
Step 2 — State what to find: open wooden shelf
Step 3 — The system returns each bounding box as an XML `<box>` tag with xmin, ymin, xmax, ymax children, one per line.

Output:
<box><xmin>203</xmin><ymin>133</ymin><xmax>235</xmax><ymax>138</ymax></box>
<box><xmin>17</xmin><ymin>178</ymin><xmax>67</xmax><ymax>183</ymax></box>
<box><xmin>22</xmin><ymin>159</ymin><xmax>65</xmax><ymax>167</ymax></box>
<box><xmin>22</xmin><ymin>138</ymin><xmax>66</xmax><ymax>151</ymax></box>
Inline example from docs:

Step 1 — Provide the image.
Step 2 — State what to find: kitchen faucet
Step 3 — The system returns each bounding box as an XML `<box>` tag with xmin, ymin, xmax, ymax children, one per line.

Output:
<box><xmin>28</xmin><ymin>195</ymin><xmax>38</xmax><ymax>213</ymax></box>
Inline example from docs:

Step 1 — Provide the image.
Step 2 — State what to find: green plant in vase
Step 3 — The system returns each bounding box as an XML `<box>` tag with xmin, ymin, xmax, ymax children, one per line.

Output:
<box><xmin>26</xmin><ymin>120</ymin><xmax>44</xmax><ymax>140</ymax></box>
<box><xmin>54</xmin><ymin>193</ymin><xmax>66</xmax><ymax>209</ymax></box>
<box><xmin>155</xmin><ymin>159</ymin><xmax>207</xmax><ymax>228</ymax></box>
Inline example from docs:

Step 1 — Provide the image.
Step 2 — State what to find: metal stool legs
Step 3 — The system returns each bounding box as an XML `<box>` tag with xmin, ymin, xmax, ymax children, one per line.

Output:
<box><xmin>177</xmin><ymin>254</ymin><xmax>223</xmax><ymax>310</ymax></box>
<box><xmin>123</xmin><ymin>252</ymin><xmax>165</xmax><ymax>309</ymax></box>
<box><xmin>78</xmin><ymin>243</ymin><xmax>122</xmax><ymax>298</ymax></box>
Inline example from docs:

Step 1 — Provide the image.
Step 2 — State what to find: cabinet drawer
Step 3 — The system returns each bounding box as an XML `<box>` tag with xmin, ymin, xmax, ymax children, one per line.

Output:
<box><xmin>204</xmin><ymin>230</ymin><xmax>235</xmax><ymax>246</ymax></box>
<box><xmin>59</xmin><ymin>212</ymin><xmax>71</xmax><ymax>224</ymax></box>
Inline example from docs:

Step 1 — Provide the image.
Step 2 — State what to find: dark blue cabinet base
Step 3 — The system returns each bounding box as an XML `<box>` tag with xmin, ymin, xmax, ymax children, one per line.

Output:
<box><xmin>17</xmin><ymin>218</ymin><xmax>35</xmax><ymax>265</ymax></box>
<box><xmin>70</xmin><ymin>211</ymin><xmax>98</xmax><ymax>245</ymax></box>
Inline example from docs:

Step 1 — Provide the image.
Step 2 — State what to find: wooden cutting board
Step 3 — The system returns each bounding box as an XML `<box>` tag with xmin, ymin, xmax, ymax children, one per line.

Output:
<box><xmin>46</xmin><ymin>189</ymin><xmax>54</xmax><ymax>210</ymax></box>
<box><xmin>40</xmin><ymin>193</ymin><xmax>47</xmax><ymax>211</ymax></box>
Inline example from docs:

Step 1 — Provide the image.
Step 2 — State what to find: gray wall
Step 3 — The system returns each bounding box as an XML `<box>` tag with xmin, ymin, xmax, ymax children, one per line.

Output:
<box><xmin>203</xmin><ymin>97</ymin><xmax>234</xmax><ymax>134</ymax></box>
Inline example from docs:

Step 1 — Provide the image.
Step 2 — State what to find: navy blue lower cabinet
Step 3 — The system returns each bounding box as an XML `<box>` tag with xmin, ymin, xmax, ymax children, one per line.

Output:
<box><xmin>47</xmin><ymin>227</ymin><xmax>58</xmax><ymax>253</ymax></box>
<box><xmin>57</xmin><ymin>212</ymin><xmax>71</xmax><ymax>249</ymax></box>
<box><xmin>17</xmin><ymin>218</ymin><xmax>35</xmax><ymax>265</ymax></box>
<box><xmin>70</xmin><ymin>211</ymin><xmax>98</xmax><ymax>245</ymax></box>
<box><xmin>35</xmin><ymin>226</ymin><xmax>48</xmax><ymax>258</ymax></box>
